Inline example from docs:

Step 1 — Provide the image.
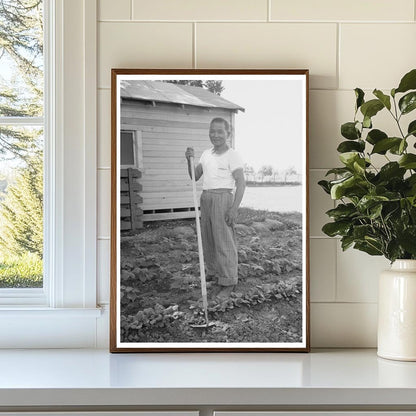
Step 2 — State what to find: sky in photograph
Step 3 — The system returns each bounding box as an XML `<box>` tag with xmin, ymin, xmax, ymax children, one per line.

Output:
<box><xmin>220</xmin><ymin>79</ymin><xmax>305</xmax><ymax>174</ymax></box>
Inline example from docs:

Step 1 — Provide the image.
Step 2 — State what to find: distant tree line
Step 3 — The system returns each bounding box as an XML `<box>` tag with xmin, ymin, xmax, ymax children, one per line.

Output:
<box><xmin>243</xmin><ymin>163</ymin><xmax>299</xmax><ymax>184</ymax></box>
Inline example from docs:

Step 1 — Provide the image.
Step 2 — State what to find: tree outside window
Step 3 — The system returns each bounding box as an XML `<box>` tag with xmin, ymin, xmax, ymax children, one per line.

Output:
<box><xmin>0</xmin><ymin>0</ymin><xmax>44</xmax><ymax>288</ymax></box>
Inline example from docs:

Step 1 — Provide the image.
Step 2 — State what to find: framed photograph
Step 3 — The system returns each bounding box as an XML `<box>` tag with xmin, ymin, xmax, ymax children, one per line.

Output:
<box><xmin>110</xmin><ymin>69</ymin><xmax>310</xmax><ymax>352</ymax></box>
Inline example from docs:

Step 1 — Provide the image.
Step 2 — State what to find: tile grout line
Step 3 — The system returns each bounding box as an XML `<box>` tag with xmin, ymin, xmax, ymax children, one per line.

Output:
<box><xmin>311</xmin><ymin>301</ymin><xmax>378</xmax><ymax>305</ymax></box>
<box><xmin>130</xmin><ymin>0</ymin><xmax>133</xmax><ymax>20</ymax></box>
<box><xmin>98</xmin><ymin>19</ymin><xmax>415</xmax><ymax>24</ymax></box>
<box><xmin>267</xmin><ymin>0</ymin><xmax>271</xmax><ymax>22</ymax></box>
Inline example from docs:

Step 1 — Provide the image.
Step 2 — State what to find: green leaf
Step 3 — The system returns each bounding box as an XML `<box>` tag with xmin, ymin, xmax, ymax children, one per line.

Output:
<box><xmin>355</xmin><ymin>88</ymin><xmax>365</xmax><ymax>110</ymax></box>
<box><xmin>405</xmin><ymin>175</ymin><xmax>416</xmax><ymax>196</ymax></box>
<box><xmin>353</xmin><ymin>158</ymin><xmax>366</xmax><ymax>174</ymax></box>
<box><xmin>366</xmin><ymin>129</ymin><xmax>387</xmax><ymax>145</ymax></box>
<box><xmin>352</xmin><ymin>224</ymin><xmax>373</xmax><ymax>240</ymax></box>
<box><xmin>360</xmin><ymin>99</ymin><xmax>384</xmax><ymax>119</ymax></box>
<box><xmin>407</xmin><ymin>120</ymin><xmax>416</xmax><ymax>137</ymax></box>
<box><xmin>322</xmin><ymin>221</ymin><xmax>351</xmax><ymax>237</ymax></box>
<box><xmin>363</xmin><ymin>116</ymin><xmax>372</xmax><ymax>129</ymax></box>
<box><xmin>399</xmin><ymin>92</ymin><xmax>416</xmax><ymax>115</ymax></box>
<box><xmin>337</xmin><ymin>140</ymin><xmax>365</xmax><ymax>153</ymax></box>
<box><xmin>399</xmin><ymin>154</ymin><xmax>416</xmax><ymax>169</ymax></box>
<box><xmin>326</xmin><ymin>203</ymin><xmax>356</xmax><ymax>219</ymax></box>
<box><xmin>325</xmin><ymin>167</ymin><xmax>351</xmax><ymax>176</ymax></box>
<box><xmin>396</xmin><ymin>69</ymin><xmax>416</xmax><ymax>94</ymax></box>
<box><xmin>373</xmin><ymin>89</ymin><xmax>391</xmax><ymax>110</ymax></box>
<box><xmin>341</xmin><ymin>122</ymin><xmax>361</xmax><ymax>140</ymax></box>
<box><xmin>369</xmin><ymin>203</ymin><xmax>383</xmax><ymax>220</ymax></box>
<box><xmin>398</xmin><ymin>227</ymin><xmax>416</xmax><ymax>255</ymax></box>
<box><xmin>386</xmin><ymin>240</ymin><xmax>402</xmax><ymax>263</ymax></box>
<box><xmin>330</xmin><ymin>175</ymin><xmax>362</xmax><ymax>200</ymax></box>
<box><xmin>354</xmin><ymin>241</ymin><xmax>383</xmax><ymax>256</ymax></box>
<box><xmin>318</xmin><ymin>180</ymin><xmax>331</xmax><ymax>194</ymax></box>
<box><xmin>339</xmin><ymin>152</ymin><xmax>360</xmax><ymax>167</ymax></box>
<box><xmin>371</xmin><ymin>137</ymin><xmax>402</xmax><ymax>154</ymax></box>
<box><xmin>357</xmin><ymin>195</ymin><xmax>389</xmax><ymax>212</ymax></box>
<box><xmin>377</xmin><ymin>162</ymin><xmax>406</xmax><ymax>181</ymax></box>
<box><xmin>341</xmin><ymin>235</ymin><xmax>355</xmax><ymax>251</ymax></box>
<box><xmin>391</xmin><ymin>88</ymin><xmax>396</xmax><ymax>97</ymax></box>
<box><xmin>406</xmin><ymin>174</ymin><xmax>416</xmax><ymax>187</ymax></box>
<box><xmin>389</xmin><ymin>139</ymin><xmax>407</xmax><ymax>155</ymax></box>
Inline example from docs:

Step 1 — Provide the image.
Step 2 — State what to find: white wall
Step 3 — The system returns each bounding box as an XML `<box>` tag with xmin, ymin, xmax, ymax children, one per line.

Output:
<box><xmin>96</xmin><ymin>0</ymin><xmax>416</xmax><ymax>348</ymax></box>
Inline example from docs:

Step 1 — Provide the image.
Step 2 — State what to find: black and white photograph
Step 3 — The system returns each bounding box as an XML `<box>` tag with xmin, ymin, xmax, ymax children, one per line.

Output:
<box><xmin>110</xmin><ymin>69</ymin><xmax>309</xmax><ymax>352</ymax></box>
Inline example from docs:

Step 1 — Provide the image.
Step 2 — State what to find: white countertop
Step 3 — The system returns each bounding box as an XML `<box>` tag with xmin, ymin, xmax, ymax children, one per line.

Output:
<box><xmin>0</xmin><ymin>349</ymin><xmax>416</xmax><ymax>407</ymax></box>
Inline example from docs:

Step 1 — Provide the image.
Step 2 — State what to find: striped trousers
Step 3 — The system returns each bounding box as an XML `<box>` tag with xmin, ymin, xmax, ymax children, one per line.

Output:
<box><xmin>200</xmin><ymin>190</ymin><xmax>238</xmax><ymax>286</ymax></box>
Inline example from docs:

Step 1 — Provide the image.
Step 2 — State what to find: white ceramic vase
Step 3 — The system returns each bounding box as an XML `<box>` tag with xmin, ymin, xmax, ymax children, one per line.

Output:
<box><xmin>378</xmin><ymin>259</ymin><xmax>416</xmax><ymax>361</ymax></box>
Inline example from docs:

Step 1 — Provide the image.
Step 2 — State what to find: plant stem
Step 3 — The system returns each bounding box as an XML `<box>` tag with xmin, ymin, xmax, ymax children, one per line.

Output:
<box><xmin>390</xmin><ymin>97</ymin><xmax>406</xmax><ymax>139</ymax></box>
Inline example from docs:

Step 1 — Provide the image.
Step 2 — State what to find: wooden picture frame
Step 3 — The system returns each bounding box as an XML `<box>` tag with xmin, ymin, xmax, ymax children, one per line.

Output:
<box><xmin>110</xmin><ymin>69</ymin><xmax>310</xmax><ymax>352</ymax></box>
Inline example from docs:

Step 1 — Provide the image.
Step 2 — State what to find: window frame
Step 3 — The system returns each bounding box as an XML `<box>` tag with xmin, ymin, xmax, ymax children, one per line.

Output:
<box><xmin>0</xmin><ymin>0</ymin><xmax>100</xmax><ymax>348</ymax></box>
<box><xmin>0</xmin><ymin>1</ymin><xmax>49</xmax><ymax>304</ymax></box>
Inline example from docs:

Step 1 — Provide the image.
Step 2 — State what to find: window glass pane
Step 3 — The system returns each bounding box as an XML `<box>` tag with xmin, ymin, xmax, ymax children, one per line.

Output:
<box><xmin>121</xmin><ymin>131</ymin><xmax>135</xmax><ymax>166</ymax></box>
<box><xmin>0</xmin><ymin>0</ymin><xmax>44</xmax><ymax>291</ymax></box>
<box><xmin>0</xmin><ymin>0</ymin><xmax>44</xmax><ymax>117</ymax></box>
<box><xmin>0</xmin><ymin>126</ymin><xmax>43</xmax><ymax>288</ymax></box>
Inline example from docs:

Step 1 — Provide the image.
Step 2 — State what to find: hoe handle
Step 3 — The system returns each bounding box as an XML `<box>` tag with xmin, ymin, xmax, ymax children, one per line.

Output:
<box><xmin>189</xmin><ymin>156</ymin><xmax>209</xmax><ymax>325</ymax></box>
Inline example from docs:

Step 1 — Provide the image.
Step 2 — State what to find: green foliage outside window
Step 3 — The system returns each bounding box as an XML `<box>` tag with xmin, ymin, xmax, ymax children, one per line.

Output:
<box><xmin>0</xmin><ymin>0</ymin><xmax>44</xmax><ymax>288</ymax></box>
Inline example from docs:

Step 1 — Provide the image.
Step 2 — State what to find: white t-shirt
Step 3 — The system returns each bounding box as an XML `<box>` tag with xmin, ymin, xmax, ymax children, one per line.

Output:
<box><xmin>199</xmin><ymin>148</ymin><xmax>244</xmax><ymax>190</ymax></box>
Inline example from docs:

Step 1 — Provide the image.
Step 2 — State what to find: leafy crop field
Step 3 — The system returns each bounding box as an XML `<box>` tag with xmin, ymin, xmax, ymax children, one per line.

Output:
<box><xmin>120</xmin><ymin>207</ymin><xmax>303</xmax><ymax>344</ymax></box>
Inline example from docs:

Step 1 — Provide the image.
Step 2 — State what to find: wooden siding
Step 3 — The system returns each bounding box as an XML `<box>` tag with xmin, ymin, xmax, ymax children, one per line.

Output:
<box><xmin>121</xmin><ymin>100</ymin><xmax>234</xmax><ymax>221</ymax></box>
<box><xmin>120</xmin><ymin>168</ymin><xmax>143</xmax><ymax>231</ymax></box>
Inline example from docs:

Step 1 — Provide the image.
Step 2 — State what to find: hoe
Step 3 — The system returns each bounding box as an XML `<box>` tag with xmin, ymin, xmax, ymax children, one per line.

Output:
<box><xmin>189</xmin><ymin>156</ymin><xmax>215</xmax><ymax>329</ymax></box>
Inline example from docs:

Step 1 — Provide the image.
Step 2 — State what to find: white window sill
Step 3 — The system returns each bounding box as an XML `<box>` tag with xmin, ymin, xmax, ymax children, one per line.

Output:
<box><xmin>0</xmin><ymin>349</ymin><xmax>415</xmax><ymax>409</ymax></box>
<box><xmin>0</xmin><ymin>307</ymin><xmax>104</xmax><ymax>348</ymax></box>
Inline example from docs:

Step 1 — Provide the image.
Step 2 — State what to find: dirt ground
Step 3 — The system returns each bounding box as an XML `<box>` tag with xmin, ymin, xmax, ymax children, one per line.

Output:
<box><xmin>120</xmin><ymin>207</ymin><xmax>303</xmax><ymax>344</ymax></box>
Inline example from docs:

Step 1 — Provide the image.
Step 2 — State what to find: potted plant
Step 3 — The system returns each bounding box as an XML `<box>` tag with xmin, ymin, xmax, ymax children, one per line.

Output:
<box><xmin>319</xmin><ymin>68</ymin><xmax>416</xmax><ymax>361</ymax></box>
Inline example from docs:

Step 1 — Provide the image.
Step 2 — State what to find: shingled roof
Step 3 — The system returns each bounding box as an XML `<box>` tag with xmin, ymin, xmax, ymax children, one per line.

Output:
<box><xmin>120</xmin><ymin>80</ymin><xmax>245</xmax><ymax>112</ymax></box>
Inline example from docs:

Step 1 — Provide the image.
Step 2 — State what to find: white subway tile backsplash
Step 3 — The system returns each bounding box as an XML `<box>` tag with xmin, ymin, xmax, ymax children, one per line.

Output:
<box><xmin>98</xmin><ymin>169</ymin><xmax>111</xmax><ymax>239</ymax></box>
<box><xmin>309</xmin><ymin>170</ymin><xmax>334</xmax><ymax>237</ymax></box>
<box><xmin>97</xmin><ymin>239</ymin><xmax>110</xmax><ymax>305</ymax></box>
<box><xmin>196</xmin><ymin>23</ymin><xmax>338</xmax><ymax>89</ymax></box>
<box><xmin>311</xmin><ymin>302</ymin><xmax>377</xmax><ymax>347</ymax></box>
<box><xmin>310</xmin><ymin>239</ymin><xmax>336</xmax><ymax>302</ymax></box>
<box><xmin>271</xmin><ymin>0</ymin><xmax>414</xmax><ymax>22</ymax></box>
<box><xmin>96</xmin><ymin>6</ymin><xmax>416</xmax><ymax>347</ymax></box>
<box><xmin>132</xmin><ymin>0</ymin><xmax>268</xmax><ymax>21</ymax></box>
<box><xmin>98</xmin><ymin>22</ymin><xmax>193</xmax><ymax>89</ymax></box>
<box><xmin>340</xmin><ymin>24</ymin><xmax>416</xmax><ymax>90</ymax></box>
<box><xmin>98</xmin><ymin>89</ymin><xmax>111</xmax><ymax>168</ymax></box>
<box><xmin>309</xmin><ymin>90</ymin><xmax>354</xmax><ymax>169</ymax></box>
<box><xmin>336</xmin><ymin>244</ymin><xmax>389</xmax><ymax>303</ymax></box>
<box><xmin>99</xmin><ymin>0</ymin><xmax>131</xmax><ymax>21</ymax></box>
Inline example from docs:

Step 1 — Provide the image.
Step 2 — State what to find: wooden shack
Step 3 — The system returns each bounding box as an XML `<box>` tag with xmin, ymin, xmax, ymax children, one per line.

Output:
<box><xmin>120</xmin><ymin>80</ymin><xmax>244</xmax><ymax>225</ymax></box>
